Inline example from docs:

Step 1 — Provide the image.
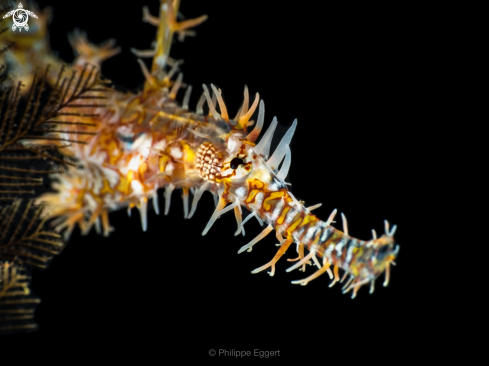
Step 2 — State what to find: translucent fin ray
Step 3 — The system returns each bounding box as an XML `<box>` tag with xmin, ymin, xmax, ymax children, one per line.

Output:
<box><xmin>253</xmin><ymin>117</ymin><xmax>278</xmax><ymax>158</ymax></box>
<box><xmin>164</xmin><ymin>184</ymin><xmax>175</xmax><ymax>215</ymax></box>
<box><xmin>266</xmin><ymin>119</ymin><xmax>297</xmax><ymax>170</ymax></box>
<box><xmin>188</xmin><ymin>182</ymin><xmax>209</xmax><ymax>219</ymax></box>
<box><xmin>276</xmin><ymin>146</ymin><xmax>291</xmax><ymax>181</ymax></box>
<box><xmin>247</xmin><ymin>100</ymin><xmax>265</xmax><ymax>142</ymax></box>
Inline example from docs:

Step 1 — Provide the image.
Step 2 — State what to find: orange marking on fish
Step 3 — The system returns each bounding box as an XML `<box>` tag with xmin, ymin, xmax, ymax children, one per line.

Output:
<box><xmin>250</xmin><ymin>179</ymin><xmax>264</xmax><ymax>190</ymax></box>
<box><xmin>276</xmin><ymin>206</ymin><xmax>290</xmax><ymax>225</ymax></box>
<box><xmin>117</xmin><ymin>171</ymin><xmax>134</xmax><ymax>196</ymax></box>
<box><xmin>263</xmin><ymin>191</ymin><xmax>286</xmax><ymax>211</ymax></box>
<box><xmin>99</xmin><ymin>178</ymin><xmax>114</xmax><ymax>195</ymax></box>
<box><xmin>299</xmin><ymin>214</ymin><xmax>318</xmax><ymax>228</ymax></box>
<box><xmin>245</xmin><ymin>190</ymin><xmax>260</xmax><ymax>204</ymax></box>
<box><xmin>139</xmin><ymin>162</ymin><xmax>148</xmax><ymax>177</ymax></box>
<box><xmin>287</xmin><ymin>216</ymin><xmax>303</xmax><ymax>233</ymax></box>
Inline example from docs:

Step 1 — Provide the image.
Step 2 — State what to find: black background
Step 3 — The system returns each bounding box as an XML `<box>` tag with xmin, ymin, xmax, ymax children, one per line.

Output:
<box><xmin>1</xmin><ymin>0</ymin><xmax>440</xmax><ymax>361</ymax></box>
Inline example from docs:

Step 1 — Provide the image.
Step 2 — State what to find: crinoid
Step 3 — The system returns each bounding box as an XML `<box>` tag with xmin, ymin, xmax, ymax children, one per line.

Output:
<box><xmin>0</xmin><ymin>29</ymin><xmax>113</xmax><ymax>333</ymax></box>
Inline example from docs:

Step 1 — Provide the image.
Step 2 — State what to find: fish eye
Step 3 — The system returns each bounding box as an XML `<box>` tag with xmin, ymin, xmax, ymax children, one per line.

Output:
<box><xmin>230</xmin><ymin>157</ymin><xmax>244</xmax><ymax>169</ymax></box>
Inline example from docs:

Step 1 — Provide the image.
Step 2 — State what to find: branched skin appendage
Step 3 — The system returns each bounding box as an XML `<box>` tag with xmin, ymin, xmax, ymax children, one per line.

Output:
<box><xmin>0</xmin><ymin>3</ymin><xmax>120</xmax><ymax>92</ymax></box>
<box><xmin>34</xmin><ymin>0</ymin><xmax>398</xmax><ymax>298</ymax></box>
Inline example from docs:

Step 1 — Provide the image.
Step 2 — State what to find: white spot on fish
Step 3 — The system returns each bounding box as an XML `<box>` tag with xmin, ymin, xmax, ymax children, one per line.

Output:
<box><xmin>271</xmin><ymin>199</ymin><xmax>284</xmax><ymax>221</ymax></box>
<box><xmin>170</xmin><ymin>146</ymin><xmax>183</xmax><ymax>159</ymax></box>
<box><xmin>235</xmin><ymin>187</ymin><xmax>247</xmax><ymax>198</ymax></box>
<box><xmin>254</xmin><ymin>192</ymin><xmax>264</xmax><ymax>209</ymax></box>
<box><xmin>165</xmin><ymin>162</ymin><xmax>174</xmax><ymax>175</ymax></box>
